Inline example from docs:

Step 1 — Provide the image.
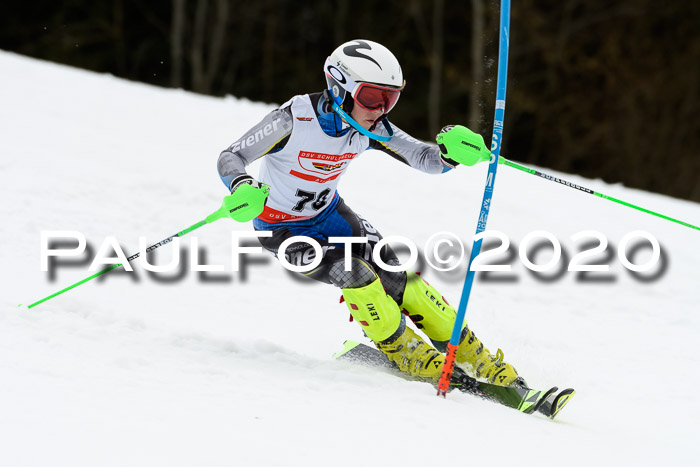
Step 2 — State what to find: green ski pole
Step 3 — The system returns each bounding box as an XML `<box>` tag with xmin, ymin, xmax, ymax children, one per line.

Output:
<box><xmin>498</xmin><ymin>157</ymin><xmax>699</xmax><ymax>231</ymax></box>
<box><xmin>21</xmin><ymin>190</ymin><xmax>268</xmax><ymax>309</ymax></box>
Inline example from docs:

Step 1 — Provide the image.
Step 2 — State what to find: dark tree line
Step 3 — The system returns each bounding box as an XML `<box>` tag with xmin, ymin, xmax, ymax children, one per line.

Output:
<box><xmin>1</xmin><ymin>0</ymin><xmax>698</xmax><ymax>201</ymax></box>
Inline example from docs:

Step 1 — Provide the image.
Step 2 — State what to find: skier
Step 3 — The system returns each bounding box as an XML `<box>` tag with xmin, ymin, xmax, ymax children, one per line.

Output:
<box><xmin>217</xmin><ymin>39</ymin><xmax>524</xmax><ymax>388</ymax></box>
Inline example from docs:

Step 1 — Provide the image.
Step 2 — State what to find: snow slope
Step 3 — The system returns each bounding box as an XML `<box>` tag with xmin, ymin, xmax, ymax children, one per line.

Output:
<box><xmin>1</xmin><ymin>50</ymin><xmax>699</xmax><ymax>466</ymax></box>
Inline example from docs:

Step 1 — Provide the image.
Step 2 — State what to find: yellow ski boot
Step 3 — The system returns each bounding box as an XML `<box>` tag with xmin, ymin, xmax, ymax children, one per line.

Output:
<box><xmin>342</xmin><ymin>277</ymin><xmax>445</xmax><ymax>381</ymax></box>
<box><xmin>400</xmin><ymin>272</ymin><xmax>523</xmax><ymax>387</ymax></box>
<box><xmin>455</xmin><ymin>327</ymin><xmax>524</xmax><ymax>387</ymax></box>
<box><xmin>375</xmin><ymin>326</ymin><xmax>445</xmax><ymax>381</ymax></box>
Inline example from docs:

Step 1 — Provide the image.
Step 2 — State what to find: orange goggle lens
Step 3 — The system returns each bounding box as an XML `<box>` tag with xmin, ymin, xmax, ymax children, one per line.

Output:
<box><xmin>353</xmin><ymin>83</ymin><xmax>402</xmax><ymax>113</ymax></box>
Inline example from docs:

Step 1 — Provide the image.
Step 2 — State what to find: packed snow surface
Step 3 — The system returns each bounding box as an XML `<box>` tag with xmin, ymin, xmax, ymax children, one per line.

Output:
<box><xmin>1</xmin><ymin>51</ymin><xmax>699</xmax><ymax>466</ymax></box>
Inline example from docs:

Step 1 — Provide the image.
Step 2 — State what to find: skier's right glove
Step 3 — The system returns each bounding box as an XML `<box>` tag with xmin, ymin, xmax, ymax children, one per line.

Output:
<box><xmin>436</xmin><ymin>125</ymin><xmax>491</xmax><ymax>167</ymax></box>
<box><xmin>225</xmin><ymin>175</ymin><xmax>270</xmax><ymax>222</ymax></box>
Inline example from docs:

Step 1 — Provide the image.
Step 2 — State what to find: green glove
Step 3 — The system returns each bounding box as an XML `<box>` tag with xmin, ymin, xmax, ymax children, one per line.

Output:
<box><xmin>222</xmin><ymin>175</ymin><xmax>270</xmax><ymax>222</ymax></box>
<box><xmin>436</xmin><ymin>125</ymin><xmax>491</xmax><ymax>167</ymax></box>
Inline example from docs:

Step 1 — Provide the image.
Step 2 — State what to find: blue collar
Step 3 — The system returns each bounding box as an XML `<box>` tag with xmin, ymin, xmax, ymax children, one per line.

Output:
<box><xmin>316</xmin><ymin>96</ymin><xmax>350</xmax><ymax>137</ymax></box>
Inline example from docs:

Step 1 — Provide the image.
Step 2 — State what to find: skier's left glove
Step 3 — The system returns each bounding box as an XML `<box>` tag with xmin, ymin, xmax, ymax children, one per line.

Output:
<box><xmin>225</xmin><ymin>174</ymin><xmax>270</xmax><ymax>222</ymax></box>
<box><xmin>436</xmin><ymin>125</ymin><xmax>491</xmax><ymax>167</ymax></box>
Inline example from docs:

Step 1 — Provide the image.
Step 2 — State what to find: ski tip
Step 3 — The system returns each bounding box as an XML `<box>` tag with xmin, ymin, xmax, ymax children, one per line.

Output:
<box><xmin>548</xmin><ymin>388</ymin><xmax>576</xmax><ymax>420</ymax></box>
<box><xmin>530</xmin><ymin>386</ymin><xmax>558</xmax><ymax>414</ymax></box>
<box><xmin>332</xmin><ymin>340</ymin><xmax>362</xmax><ymax>360</ymax></box>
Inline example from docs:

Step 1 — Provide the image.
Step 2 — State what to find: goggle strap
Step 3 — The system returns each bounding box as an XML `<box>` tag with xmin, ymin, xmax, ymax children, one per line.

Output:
<box><xmin>330</xmin><ymin>101</ymin><xmax>393</xmax><ymax>142</ymax></box>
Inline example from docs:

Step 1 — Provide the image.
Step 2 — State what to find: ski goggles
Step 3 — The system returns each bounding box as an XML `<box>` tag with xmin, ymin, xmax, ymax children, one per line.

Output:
<box><xmin>351</xmin><ymin>81</ymin><xmax>405</xmax><ymax>113</ymax></box>
<box><xmin>325</xmin><ymin>59</ymin><xmax>405</xmax><ymax>113</ymax></box>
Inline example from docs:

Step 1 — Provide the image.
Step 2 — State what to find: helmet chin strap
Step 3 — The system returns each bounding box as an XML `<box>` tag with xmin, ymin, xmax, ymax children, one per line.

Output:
<box><xmin>329</xmin><ymin>99</ymin><xmax>393</xmax><ymax>142</ymax></box>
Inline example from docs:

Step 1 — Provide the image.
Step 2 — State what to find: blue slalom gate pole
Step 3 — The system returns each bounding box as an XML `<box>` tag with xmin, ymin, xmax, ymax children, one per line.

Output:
<box><xmin>438</xmin><ymin>0</ymin><xmax>511</xmax><ymax>395</ymax></box>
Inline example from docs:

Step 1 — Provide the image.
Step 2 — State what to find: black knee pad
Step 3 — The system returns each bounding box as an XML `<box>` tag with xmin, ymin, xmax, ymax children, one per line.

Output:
<box><xmin>328</xmin><ymin>257</ymin><xmax>377</xmax><ymax>289</ymax></box>
<box><xmin>376</xmin><ymin>264</ymin><xmax>407</xmax><ymax>305</ymax></box>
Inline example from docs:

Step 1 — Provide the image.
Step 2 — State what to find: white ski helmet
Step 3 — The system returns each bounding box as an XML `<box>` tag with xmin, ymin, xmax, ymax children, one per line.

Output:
<box><xmin>324</xmin><ymin>39</ymin><xmax>405</xmax><ymax>114</ymax></box>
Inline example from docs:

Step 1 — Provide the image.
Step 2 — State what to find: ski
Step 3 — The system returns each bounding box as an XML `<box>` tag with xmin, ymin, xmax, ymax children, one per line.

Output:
<box><xmin>334</xmin><ymin>340</ymin><xmax>574</xmax><ymax>419</ymax></box>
